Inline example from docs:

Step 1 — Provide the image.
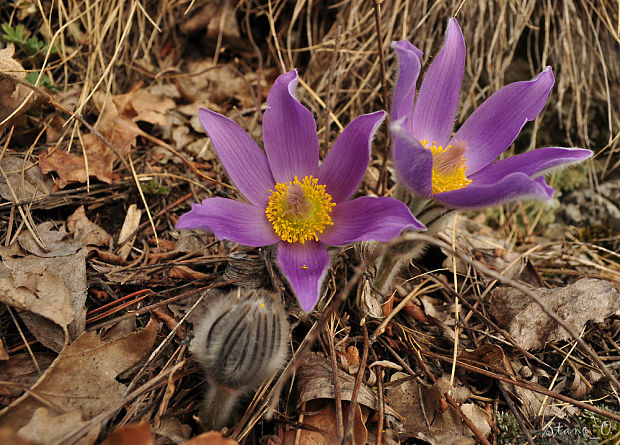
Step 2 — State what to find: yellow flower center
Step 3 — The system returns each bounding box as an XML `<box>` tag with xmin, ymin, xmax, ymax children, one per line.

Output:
<box><xmin>420</xmin><ymin>139</ymin><xmax>472</xmax><ymax>194</ymax></box>
<box><xmin>265</xmin><ymin>175</ymin><xmax>335</xmax><ymax>244</ymax></box>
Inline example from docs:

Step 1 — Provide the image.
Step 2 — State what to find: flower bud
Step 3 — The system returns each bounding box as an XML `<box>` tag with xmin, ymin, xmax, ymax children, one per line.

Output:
<box><xmin>190</xmin><ymin>289</ymin><xmax>289</xmax><ymax>429</ymax></box>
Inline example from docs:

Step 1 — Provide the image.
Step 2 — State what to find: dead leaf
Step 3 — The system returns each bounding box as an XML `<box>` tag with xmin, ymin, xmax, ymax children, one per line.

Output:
<box><xmin>0</xmin><ymin>321</ymin><xmax>157</xmax><ymax>432</ymax></box>
<box><xmin>118</xmin><ymin>204</ymin><xmax>142</xmax><ymax>245</ymax></box>
<box><xmin>181</xmin><ymin>431</ymin><xmax>239</xmax><ymax>445</ymax></box>
<box><xmin>180</xmin><ymin>0</ymin><xmax>240</xmax><ymax>41</ymax></box>
<box><xmin>18</xmin><ymin>221</ymin><xmax>82</xmax><ymax>257</ymax></box>
<box><xmin>489</xmin><ymin>278</ymin><xmax>620</xmax><ymax>350</ymax></box>
<box><xmin>0</xmin><ymin>353</ymin><xmax>56</xmax><ymax>399</ymax></box>
<box><xmin>296</xmin><ymin>353</ymin><xmax>399</xmax><ymax>418</ymax></box>
<box><xmin>0</xmin><ymin>44</ymin><xmax>44</xmax><ymax>131</ymax></box>
<box><xmin>0</xmin><ymin>427</ymin><xmax>37</xmax><ymax>445</ymax></box>
<box><xmin>386</xmin><ymin>374</ymin><xmax>491</xmax><ymax>443</ymax></box>
<box><xmin>168</xmin><ymin>265</ymin><xmax>210</xmax><ymax>281</ymax></box>
<box><xmin>101</xmin><ymin>422</ymin><xmax>154</xmax><ymax>445</ymax></box>
<box><xmin>0</xmin><ymin>247</ymin><xmax>88</xmax><ymax>351</ymax></box>
<box><xmin>18</xmin><ymin>408</ymin><xmax>98</xmax><ymax>445</ymax></box>
<box><xmin>0</xmin><ymin>156</ymin><xmax>53</xmax><ymax>203</ymax></box>
<box><xmin>129</xmin><ymin>89</ymin><xmax>175</xmax><ymax>127</ymax></box>
<box><xmin>67</xmin><ymin>206</ymin><xmax>110</xmax><ymax>247</ymax></box>
<box><xmin>283</xmin><ymin>400</ymin><xmax>367</xmax><ymax>445</ymax></box>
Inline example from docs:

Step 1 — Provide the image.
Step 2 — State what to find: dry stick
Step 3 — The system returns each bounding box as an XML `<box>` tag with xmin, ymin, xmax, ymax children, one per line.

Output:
<box><xmin>402</xmin><ymin>232</ymin><xmax>620</xmax><ymax>394</ymax></box>
<box><xmin>444</xmin><ymin>393</ymin><xmax>492</xmax><ymax>445</ymax></box>
<box><xmin>372</xmin><ymin>0</ymin><xmax>391</xmax><ymax>196</ymax></box>
<box><xmin>370</xmin><ymin>349</ymin><xmax>384</xmax><ymax>445</ymax></box>
<box><xmin>327</xmin><ymin>324</ymin><xmax>344</xmax><ymax>440</ymax></box>
<box><xmin>497</xmin><ymin>383</ymin><xmax>535</xmax><ymax>445</ymax></box>
<box><xmin>342</xmin><ymin>325</ymin><xmax>370</xmax><ymax>445</ymax></box>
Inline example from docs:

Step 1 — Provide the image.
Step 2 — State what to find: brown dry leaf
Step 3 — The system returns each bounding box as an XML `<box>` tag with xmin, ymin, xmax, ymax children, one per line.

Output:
<box><xmin>67</xmin><ymin>206</ymin><xmax>110</xmax><ymax>247</ymax></box>
<box><xmin>129</xmin><ymin>89</ymin><xmax>175</xmax><ymax>127</ymax></box>
<box><xmin>0</xmin><ymin>338</ymin><xmax>7</xmax><ymax>361</ymax></box>
<box><xmin>0</xmin><ymin>156</ymin><xmax>53</xmax><ymax>203</ymax></box>
<box><xmin>118</xmin><ymin>204</ymin><xmax>142</xmax><ymax>245</ymax></box>
<box><xmin>18</xmin><ymin>407</ymin><xmax>98</xmax><ymax>445</ymax></box>
<box><xmin>0</xmin><ymin>321</ymin><xmax>157</xmax><ymax>432</ymax></box>
<box><xmin>283</xmin><ymin>400</ymin><xmax>367</xmax><ymax>445</ymax></box>
<box><xmin>296</xmin><ymin>353</ymin><xmax>399</xmax><ymax>418</ymax></box>
<box><xmin>0</xmin><ymin>353</ymin><xmax>56</xmax><ymax>399</ymax></box>
<box><xmin>101</xmin><ymin>422</ymin><xmax>154</xmax><ymax>445</ymax></box>
<box><xmin>489</xmin><ymin>278</ymin><xmax>620</xmax><ymax>350</ymax></box>
<box><xmin>39</xmin><ymin>86</ymin><xmax>164</xmax><ymax>189</ymax></box>
<box><xmin>181</xmin><ymin>431</ymin><xmax>239</xmax><ymax>445</ymax></box>
<box><xmin>0</xmin><ymin>427</ymin><xmax>37</xmax><ymax>445</ymax></box>
<box><xmin>168</xmin><ymin>265</ymin><xmax>210</xmax><ymax>281</ymax></box>
<box><xmin>177</xmin><ymin>60</ymin><xmax>258</xmax><ymax>115</ymax></box>
<box><xmin>18</xmin><ymin>221</ymin><xmax>82</xmax><ymax>257</ymax></box>
<box><xmin>386</xmin><ymin>373</ymin><xmax>490</xmax><ymax>443</ymax></box>
<box><xmin>39</xmin><ymin>140</ymin><xmax>118</xmax><ymax>189</ymax></box>
<box><xmin>0</xmin><ymin>44</ymin><xmax>43</xmax><ymax>131</ymax></box>
<box><xmin>180</xmin><ymin>0</ymin><xmax>240</xmax><ymax>40</ymax></box>
<box><xmin>0</xmin><ymin>246</ymin><xmax>88</xmax><ymax>351</ymax></box>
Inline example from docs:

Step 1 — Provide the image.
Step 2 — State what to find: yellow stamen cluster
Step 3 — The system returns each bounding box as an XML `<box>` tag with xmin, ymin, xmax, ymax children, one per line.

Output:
<box><xmin>420</xmin><ymin>139</ymin><xmax>472</xmax><ymax>194</ymax></box>
<box><xmin>265</xmin><ymin>176</ymin><xmax>335</xmax><ymax>244</ymax></box>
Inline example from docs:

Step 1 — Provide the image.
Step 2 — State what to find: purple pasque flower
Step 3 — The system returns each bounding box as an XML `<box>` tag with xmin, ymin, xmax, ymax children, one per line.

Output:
<box><xmin>177</xmin><ymin>70</ymin><xmax>425</xmax><ymax>311</ymax></box>
<box><xmin>390</xmin><ymin>19</ymin><xmax>592</xmax><ymax>209</ymax></box>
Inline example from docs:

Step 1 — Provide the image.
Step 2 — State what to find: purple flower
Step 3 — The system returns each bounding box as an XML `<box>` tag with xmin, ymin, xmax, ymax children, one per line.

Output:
<box><xmin>177</xmin><ymin>70</ymin><xmax>425</xmax><ymax>311</ymax></box>
<box><xmin>390</xmin><ymin>19</ymin><xmax>592</xmax><ymax>209</ymax></box>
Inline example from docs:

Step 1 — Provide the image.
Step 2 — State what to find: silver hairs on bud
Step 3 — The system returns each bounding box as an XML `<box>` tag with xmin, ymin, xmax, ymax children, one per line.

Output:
<box><xmin>190</xmin><ymin>289</ymin><xmax>289</xmax><ymax>430</ymax></box>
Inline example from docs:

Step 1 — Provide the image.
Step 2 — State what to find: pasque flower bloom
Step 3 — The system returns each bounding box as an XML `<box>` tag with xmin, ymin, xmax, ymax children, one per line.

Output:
<box><xmin>177</xmin><ymin>70</ymin><xmax>424</xmax><ymax>311</ymax></box>
<box><xmin>390</xmin><ymin>19</ymin><xmax>592</xmax><ymax>209</ymax></box>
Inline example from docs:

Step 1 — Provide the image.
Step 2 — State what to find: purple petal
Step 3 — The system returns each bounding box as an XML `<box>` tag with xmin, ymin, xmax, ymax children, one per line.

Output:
<box><xmin>320</xmin><ymin>196</ymin><xmax>425</xmax><ymax>245</ymax></box>
<box><xmin>434</xmin><ymin>174</ymin><xmax>555</xmax><ymax>209</ymax></box>
<box><xmin>176</xmin><ymin>198</ymin><xmax>279</xmax><ymax>247</ymax></box>
<box><xmin>318</xmin><ymin>111</ymin><xmax>386</xmax><ymax>203</ymax></box>
<box><xmin>451</xmin><ymin>67</ymin><xmax>555</xmax><ymax>175</ymax></box>
<box><xmin>391</xmin><ymin>40</ymin><xmax>423</xmax><ymax>123</ymax></box>
<box><xmin>199</xmin><ymin>109</ymin><xmax>275</xmax><ymax>206</ymax></box>
<box><xmin>391</xmin><ymin>120</ymin><xmax>434</xmax><ymax>198</ymax></box>
<box><xmin>470</xmin><ymin>147</ymin><xmax>593</xmax><ymax>185</ymax></box>
<box><xmin>262</xmin><ymin>70</ymin><xmax>319</xmax><ymax>183</ymax></box>
<box><xmin>277</xmin><ymin>241</ymin><xmax>329</xmax><ymax>311</ymax></box>
<box><xmin>411</xmin><ymin>19</ymin><xmax>465</xmax><ymax>146</ymax></box>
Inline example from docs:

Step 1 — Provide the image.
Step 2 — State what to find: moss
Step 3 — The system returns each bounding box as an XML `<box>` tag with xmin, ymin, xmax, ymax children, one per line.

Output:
<box><xmin>498</xmin><ymin>412</ymin><xmax>528</xmax><ymax>445</ymax></box>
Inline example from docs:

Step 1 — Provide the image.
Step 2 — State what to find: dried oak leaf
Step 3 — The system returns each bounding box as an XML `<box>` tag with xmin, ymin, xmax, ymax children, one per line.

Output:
<box><xmin>67</xmin><ymin>205</ymin><xmax>110</xmax><ymax>247</ymax></box>
<box><xmin>0</xmin><ymin>44</ymin><xmax>44</xmax><ymax>131</ymax></box>
<box><xmin>0</xmin><ymin>321</ymin><xmax>157</xmax><ymax>433</ymax></box>
<box><xmin>18</xmin><ymin>408</ymin><xmax>98</xmax><ymax>445</ymax></box>
<box><xmin>0</xmin><ymin>156</ymin><xmax>53</xmax><ymax>203</ymax></box>
<box><xmin>386</xmin><ymin>374</ymin><xmax>490</xmax><ymax>443</ymax></box>
<box><xmin>489</xmin><ymin>278</ymin><xmax>620</xmax><ymax>350</ymax></box>
<box><xmin>39</xmin><ymin>139</ymin><xmax>118</xmax><ymax>189</ymax></box>
<box><xmin>0</xmin><ymin>246</ymin><xmax>88</xmax><ymax>352</ymax></box>
<box><xmin>18</xmin><ymin>221</ymin><xmax>82</xmax><ymax>257</ymax></box>
<box><xmin>0</xmin><ymin>353</ymin><xmax>56</xmax><ymax>399</ymax></box>
<box><xmin>181</xmin><ymin>431</ymin><xmax>239</xmax><ymax>445</ymax></box>
<box><xmin>296</xmin><ymin>353</ymin><xmax>399</xmax><ymax>418</ymax></box>
<box><xmin>282</xmin><ymin>400</ymin><xmax>368</xmax><ymax>445</ymax></box>
<box><xmin>101</xmin><ymin>422</ymin><xmax>154</xmax><ymax>445</ymax></box>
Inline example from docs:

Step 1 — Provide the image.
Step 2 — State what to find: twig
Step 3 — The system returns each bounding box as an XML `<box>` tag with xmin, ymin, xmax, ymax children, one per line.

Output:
<box><xmin>327</xmin><ymin>323</ymin><xmax>344</xmax><ymax>440</ymax></box>
<box><xmin>342</xmin><ymin>324</ymin><xmax>369</xmax><ymax>445</ymax></box>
